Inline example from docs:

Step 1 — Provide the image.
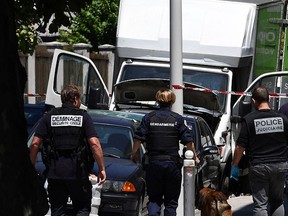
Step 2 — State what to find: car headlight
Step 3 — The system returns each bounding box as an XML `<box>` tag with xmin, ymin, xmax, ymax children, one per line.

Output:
<box><xmin>102</xmin><ymin>180</ymin><xmax>136</xmax><ymax>192</ymax></box>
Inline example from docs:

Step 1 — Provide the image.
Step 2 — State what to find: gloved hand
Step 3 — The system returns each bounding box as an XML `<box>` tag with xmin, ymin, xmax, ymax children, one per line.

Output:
<box><xmin>230</xmin><ymin>165</ymin><xmax>240</xmax><ymax>181</ymax></box>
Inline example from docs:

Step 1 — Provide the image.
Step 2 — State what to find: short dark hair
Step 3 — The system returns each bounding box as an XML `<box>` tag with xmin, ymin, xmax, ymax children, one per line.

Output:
<box><xmin>252</xmin><ymin>86</ymin><xmax>269</xmax><ymax>103</ymax></box>
<box><xmin>61</xmin><ymin>85</ymin><xmax>81</xmax><ymax>104</ymax></box>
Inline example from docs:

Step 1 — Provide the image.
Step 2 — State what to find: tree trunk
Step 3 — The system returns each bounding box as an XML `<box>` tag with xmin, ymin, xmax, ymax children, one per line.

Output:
<box><xmin>0</xmin><ymin>1</ymin><xmax>47</xmax><ymax>215</ymax></box>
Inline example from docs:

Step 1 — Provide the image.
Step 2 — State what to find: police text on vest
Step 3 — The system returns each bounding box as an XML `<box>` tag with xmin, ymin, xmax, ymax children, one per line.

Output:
<box><xmin>254</xmin><ymin>117</ymin><xmax>284</xmax><ymax>134</ymax></box>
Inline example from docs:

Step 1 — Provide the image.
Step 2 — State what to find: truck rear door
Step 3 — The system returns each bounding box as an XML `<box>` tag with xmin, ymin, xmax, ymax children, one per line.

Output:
<box><xmin>45</xmin><ymin>49</ymin><xmax>109</xmax><ymax>110</ymax></box>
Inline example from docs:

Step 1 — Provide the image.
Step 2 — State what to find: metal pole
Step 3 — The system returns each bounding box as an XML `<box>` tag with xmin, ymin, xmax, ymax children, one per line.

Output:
<box><xmin>170</xmin><ymin>0</ymin><xmax>184</xmax><ymax>214</ymax></box>
<box><xmin>170</xmin><ymin>0</ymin><xmax>183</xmax><ymax>115</ymax></box>
<box><xmin>183</xmin><ymin>150</ymin><xmax>196</xmax><ymax>216</ymax></box>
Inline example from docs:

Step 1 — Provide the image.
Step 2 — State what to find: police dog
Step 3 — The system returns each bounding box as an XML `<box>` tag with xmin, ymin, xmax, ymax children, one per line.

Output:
<box><xmin>198</xmin><ymin>187</ymin><xmax>232</xmax><ymax>216</ymax></box>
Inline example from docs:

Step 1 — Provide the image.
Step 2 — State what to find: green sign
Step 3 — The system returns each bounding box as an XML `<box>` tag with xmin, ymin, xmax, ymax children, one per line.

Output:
<box><xmin>253</xmin><ymin>3</ymin><xmax>283</xmax><ymax>78</ymax></box>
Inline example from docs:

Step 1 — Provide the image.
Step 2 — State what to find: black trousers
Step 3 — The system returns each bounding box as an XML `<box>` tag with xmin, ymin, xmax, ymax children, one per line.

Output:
<box><xmin>145</xmin><ymin>160</ymin><xmax>182</xmax><ymax>216</ymax></box>
<box><xmin>48</xmin><ymin>178</ymin><xmax>92</xmax><ymax>216</ymax></box>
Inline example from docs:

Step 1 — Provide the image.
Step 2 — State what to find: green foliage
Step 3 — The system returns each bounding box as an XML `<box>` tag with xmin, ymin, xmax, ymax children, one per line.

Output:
<box><xmin>15</xmin><ymin>0</ymin><xmax>119</xmax><ymax>53</ymax></box>
<box><xmin>16</xmin><ymin>25</ymin><xmax>40</xmax><ymax>55</ymax></box>
<box><xmin>15</xmin><ymin>0</ymin><xmax>92</xmax><ymax>54</ymax></box>
<box><xmin>58</xmin><ymin>0</ymin><xmax>119</xmax><ymax>51</ymax></box>
<box><xmin>15</xmin><ymin>0</ymin><xmax>41</xmax><ymax>54</ymax></box>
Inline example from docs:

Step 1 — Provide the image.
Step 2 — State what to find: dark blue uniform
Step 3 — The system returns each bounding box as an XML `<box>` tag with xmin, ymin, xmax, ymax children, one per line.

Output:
<box><xmin>35</xmin><ymin>103</ymin><xmax>97</xmax><ymax>216</ymax></box>
<box><xmin>135</xmin><ymin>107</ymin><xmax>193</xmax><ymax>216</ymax></box>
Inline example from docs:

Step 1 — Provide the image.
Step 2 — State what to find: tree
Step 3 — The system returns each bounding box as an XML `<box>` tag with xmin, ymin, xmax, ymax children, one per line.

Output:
<box><xmin>14</xmin><ymin>0</ymin><xmax>40</xmax><ymax>54</ymax></box>
<box><xmin>14</xmin><ymin>0</ymin><xmax>92</xmax><ymax>54</ymax></box>
<box><xmin>0</xmin><ymin>0</ymin><xmax>91</xmax><ymax>215</ymax></box>
<box><xmin>58</xmin><ymin>0</ymin><xmax>119</xmax><ymax>51</ymax></box>
<box><xmin>15</xmin><ymin>0</ymin><xmax>119</xmax><ymax>54</ymax></box>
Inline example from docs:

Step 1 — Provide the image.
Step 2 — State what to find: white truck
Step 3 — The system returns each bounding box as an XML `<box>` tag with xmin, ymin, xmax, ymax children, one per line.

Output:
<box><xmin>108</xmin><ymin>0</ymin><xmax>288</xmax><ymax>194</ymax></box>
<box><xmin>42</xmin><ymin>0</ymin><xmax>288</xmax><ymax>195</ymax></box>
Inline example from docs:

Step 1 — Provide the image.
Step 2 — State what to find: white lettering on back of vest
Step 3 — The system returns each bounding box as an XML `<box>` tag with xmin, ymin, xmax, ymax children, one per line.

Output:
<box><xmin>150</xmin><ymin>122</ymin><xmax>175</xmax><ymax>127</ymax></box>
<box><xmin>51</xmin><ymin>115</ymin><xmax>83</xmax><ymax>127</ymax></box>
<box><xmin>254</xmin><ymin>117</ymin><xmax>284</xmax><ymax>135</ymax></box>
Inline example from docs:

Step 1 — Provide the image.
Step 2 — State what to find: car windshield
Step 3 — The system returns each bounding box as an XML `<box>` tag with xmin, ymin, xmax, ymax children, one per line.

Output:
<box><xmin>94</xmin><ymin>123</ymin><xmax>134</xmax><ymax>159</ymax></box>
<box><xmin>27</xmin><ymin>122</ymin><xmax>134</xmax><ymax>160</ymax></box>
<box><xmin>120</xmin><ymin>65</ymin><xmax>228</xmax><ymax>112</ymax></box>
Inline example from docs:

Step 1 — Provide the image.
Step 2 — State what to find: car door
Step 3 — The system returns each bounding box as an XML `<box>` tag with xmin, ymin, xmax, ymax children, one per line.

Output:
<box><xmin>232</xmin><ymin>71</ymin><xmax>288</xmax><ymax>143</ymax></box>
<box><xmin>45</xmin><ymin>49</ymin><xmax>110</xmax><ymax>110</ymax></box>
<box><xmin>197</xmin><ymin>118</ymin><xmax>221</xmax><ymax>189</ymax></box>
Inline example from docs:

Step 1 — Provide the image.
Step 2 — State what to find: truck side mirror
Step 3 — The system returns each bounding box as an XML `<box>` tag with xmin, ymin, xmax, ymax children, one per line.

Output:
<box><xmin>239</xmin><ymin>100</ymin><xmax>252</xmax><ymax>117</ymax></box>
<box><xmin>87</xmin><ymin>87</ymin><xmax>109</xmax><ymax>110</ymax></box>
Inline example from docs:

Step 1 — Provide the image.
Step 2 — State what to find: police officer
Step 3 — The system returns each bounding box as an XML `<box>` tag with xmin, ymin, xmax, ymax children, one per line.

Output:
<box><xmin>30</xmin><ymin>85</ymin><xmax>106</xmax><ymax>216</ymax></box>
<box><xmin>131</xmin><ymin>89</ymin><xmax>199</xmax><ymax>216</ymax></box>
<box><xmin>231</xmin><ymin>86</ymin><xmax>288</xmax><ymax>216</ymax></box>
<box><xmin>278</xmin><ymin>102</ymin><xmax>288</xmax><ymax>196</ymax></box>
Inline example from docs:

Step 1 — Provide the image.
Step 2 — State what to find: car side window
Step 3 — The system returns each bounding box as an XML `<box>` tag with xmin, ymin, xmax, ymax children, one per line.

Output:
<box><xmin>199</xmin><ymin>119</ymin><xmax>213</xmax><ymax>147</ymax></box>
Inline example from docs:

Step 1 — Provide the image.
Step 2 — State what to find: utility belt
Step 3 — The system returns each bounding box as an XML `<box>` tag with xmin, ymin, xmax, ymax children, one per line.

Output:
<box><xmin>57</xmin><ymin>149</ymin><xmax>75</xmax><ymax>156</ymax></box>
<box><xmin>142</xmin><ymin>153</ymin><xmax>183</xmax><ymax>169</ymax></box>
<box><xmin>149</xmin><ymin>155</ymin><xmax>178</xmax><ymax>161</ymax></box>
<box><xmin>42</xmin><ymin>144</ymin><xmax>93</xmax><ymax>178</ymax></box>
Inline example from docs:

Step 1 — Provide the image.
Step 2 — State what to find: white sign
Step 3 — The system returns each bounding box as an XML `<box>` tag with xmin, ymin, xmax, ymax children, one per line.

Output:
<box><xmin>254</xmin><ymin>117</ymin><xmax>284</xmax><ymax>134</ymax></box>
<box><xmin>51</xmin><ymin>115</ymin><xmax>83</xmax><ymax>127</ymax></box>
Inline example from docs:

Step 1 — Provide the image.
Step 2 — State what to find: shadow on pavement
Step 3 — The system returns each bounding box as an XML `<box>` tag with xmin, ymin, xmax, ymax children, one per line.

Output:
<box><xmin>231</xmin><ymin>194</ymin><xmax>288</xmax><ymax>216</ymax></box>
<box><xmin>232</xmin><ymin>201</ymin><xmax>253</xmax><ymax>216</ymax></box>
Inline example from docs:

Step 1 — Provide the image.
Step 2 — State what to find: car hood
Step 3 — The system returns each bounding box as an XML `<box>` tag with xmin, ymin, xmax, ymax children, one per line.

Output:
<box><xmin>35</xmin><ymin>156</ymin><xmax>140</xmax><ymax>181</ymax></box>
<box><xmin>114</xmin><ymin>79</ymin><xmax>221</xmax><ymax>112</ymax></box>
<box><xmin>93</xmin><ymin>157</ymin><xmax>140</xmax><ymax>180</ymax></box>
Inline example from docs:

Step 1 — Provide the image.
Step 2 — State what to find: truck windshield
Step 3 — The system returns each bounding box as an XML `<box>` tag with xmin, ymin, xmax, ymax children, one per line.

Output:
<box><xmin>121</xmin><ymin>65</ymin><xmax>228</xmax><ymax>112</ymax></box>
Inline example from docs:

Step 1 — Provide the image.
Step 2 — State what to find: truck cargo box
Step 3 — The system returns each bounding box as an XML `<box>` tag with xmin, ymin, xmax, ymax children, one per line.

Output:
<box><xmin>117</xmin><ymin>0</ymin><xmax>283</xmax><ymax>70</ymax></box>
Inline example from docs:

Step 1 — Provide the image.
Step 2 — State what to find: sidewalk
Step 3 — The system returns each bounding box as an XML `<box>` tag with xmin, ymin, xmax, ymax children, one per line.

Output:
<box><xmin>227</xmin><ymin>195</ymin><xmax>253</xmax><ymax>216</ymax></box>
<box><xmin>195</xmin><ymin>194</ymin><xmax>288</xmax><ymax>216</ymax></box>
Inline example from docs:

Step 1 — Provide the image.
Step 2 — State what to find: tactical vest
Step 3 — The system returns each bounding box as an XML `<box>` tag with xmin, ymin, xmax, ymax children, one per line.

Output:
<box><xmin>49</xmin><ymin>107</ymin><xmax>85</xmax><ymax>150</ymax></box>
<box><xmin>146</xmin><ymin>111</ymin><xmax>179</xmax><ymax>152</ymax></box>
<box><xmin>42</xmin><ymin>107</ymin><xmax>93</xmax><ymax>179</ymax></box>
